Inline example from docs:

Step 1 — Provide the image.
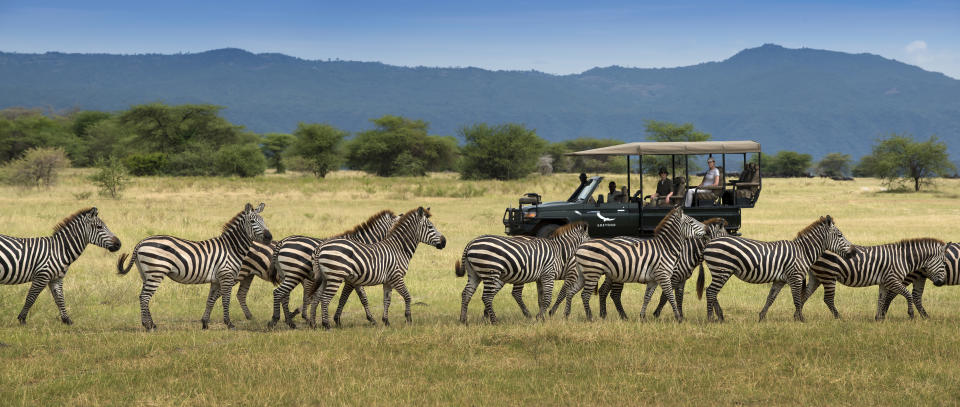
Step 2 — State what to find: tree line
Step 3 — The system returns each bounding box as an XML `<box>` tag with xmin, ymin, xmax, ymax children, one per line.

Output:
<box><xmin>0</xmin><ymin>103</ymin><xmax>955</xmax><ymax>192</ymax></box>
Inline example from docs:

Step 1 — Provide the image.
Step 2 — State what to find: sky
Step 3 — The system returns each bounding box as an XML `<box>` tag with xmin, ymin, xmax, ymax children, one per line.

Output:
<box><xmin>1</xmin><ymin>0</ymin><xmax>958</xmax><ymax>78</ymax></box>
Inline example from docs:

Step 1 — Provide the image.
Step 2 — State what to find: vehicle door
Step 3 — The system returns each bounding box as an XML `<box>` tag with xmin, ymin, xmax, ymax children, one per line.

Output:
<box><xmin>581</xmin><ymin>200</ymin><xmax>640</xmax><ymax>237</ymax></box>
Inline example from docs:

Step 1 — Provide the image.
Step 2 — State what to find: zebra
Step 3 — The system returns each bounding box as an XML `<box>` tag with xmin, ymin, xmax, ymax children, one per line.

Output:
<box><xmin>0</xmin><ymin>207</ymin><xmax>121</xmax><ymax>325</ymax></box>
<box><xmin>116</xmin><ymin>203</ymin><xmax>272</xmax><ymax>330</ymax></box>
<box><xmin>596</xmin><ymin>217</ymin><xmax>730</xmax><ymax>320</ymax></box>
<box><xmin>576</xmin><ymin>207</ymin><xmax>706</xmax><ymax>322</ymax></box>
<box><xmin>804</xmin><ymin>239</ymin><xmax>947</xmax><ymax>320</ymax></box>
<box><xmin>455</xmin><ymin>222</ymin><xmax>590</xmax><ymax>324</ymax></box>
<box><xmin>702</xmin><ymin>215</ymin><xmax>855</xmax><ymax>322</ymax></box>
<box><xmin>267</xmin><ymin>210</ymin><xmax>399</xmax><ymax>329</ymax></box>
<box><xmin>878</xmin><ymin>242</ymin><xmax>957</xmax><ymax>319</ymax></box>
<box><xmin>307</xmin><ymin>207</ymin><xmax>445</xmax><ymax>329</ymax></box>
<box><xmin>233</xmin><ymin>240</ymin><xmax>281</xmax><ymax>320</ymax></box>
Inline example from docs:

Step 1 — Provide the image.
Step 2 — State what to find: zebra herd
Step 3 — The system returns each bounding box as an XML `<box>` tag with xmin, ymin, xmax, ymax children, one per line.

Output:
<box><xmin>1</xmin><ymin>205</ymin><xmax>957</xmax><ymax>329</ymax></box>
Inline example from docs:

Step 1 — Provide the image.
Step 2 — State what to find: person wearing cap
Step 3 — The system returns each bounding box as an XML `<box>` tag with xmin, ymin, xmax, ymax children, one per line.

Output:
<box><xmin>648</xmin><ymin>167</ymin><xmax>674</xmax><ymax>206</ymax></box>
<box><xmin>685</xmin><ymin>157</ymin><xmax>721</xmax><ymax>206</ymax></box>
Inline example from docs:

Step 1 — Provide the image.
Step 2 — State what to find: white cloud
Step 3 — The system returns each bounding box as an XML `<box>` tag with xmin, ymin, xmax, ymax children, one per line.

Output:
<box><xmin>905</xmin><ymin>40</ymin><xmax>927</xmax><ymax>54</ymax></box>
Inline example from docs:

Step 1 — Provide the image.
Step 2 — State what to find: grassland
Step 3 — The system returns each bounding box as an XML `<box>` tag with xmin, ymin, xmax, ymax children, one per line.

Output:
<box><xmin>1</xmin><ymin>170</ymin><xmax>959</xmax><ymax>406</ymax></box>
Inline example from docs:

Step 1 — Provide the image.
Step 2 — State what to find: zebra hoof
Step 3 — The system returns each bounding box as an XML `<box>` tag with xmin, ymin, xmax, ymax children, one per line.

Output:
<box><xmin>266</xmin><ymin>319</ymin><xmax>278</xmax><ymax>328</ymax></box>
<box><xmin>61</xmin><ymin>316</ymin><xmax>73</xmax><ymax>325</ymax></box>
<box><xmin>289</xmin><ymin>309</ymin><xmax>301</xmax><ymax>319</ymax></box>
<box><xmin>285</xmin><ymin>321</ymin><xmax>297</xmax><ymax>329</ymax></box>
<box><xmin>243</xmin><ymin>312</ymin><xmax>254</xmax><ymax>320</ymax></box>
<box><xmin>17</xmin><ymin>315</ymin><xmax>27</xmax><ymax>325</ymax></box>
<box><xmin>321</xmin><ymin>322</ymin><xmax>331</xmax><ymax>330</ymax></box>
<box><xmin>333</xmin><ymin>316</ymin><xmax>341</xmax><ymax>327</ymax></box>
<box><xmin>201</xmin><ymin>320</ymin><xmax>209</xmax><ymax>330</ymax></box>
<box><xmin>227</xmin><ymin>324</ymin><xmax>237</xmax><ymax>330</ymax></box>
<box><xmin>382</xmin><ymin>318</ymin><xmax>390</xmax><ymax>327</ymax></box>
<box><xmin>405</xmin><ymin>313</ymin><xmax>412</xmax><ymax>323</ymax></box>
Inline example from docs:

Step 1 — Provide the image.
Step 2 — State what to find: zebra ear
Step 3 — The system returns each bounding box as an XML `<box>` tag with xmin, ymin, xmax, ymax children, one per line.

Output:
<box><xmin>417</xmin><ymin>207</ymin><xmax>424</xmax><ymax>216</ymax></box>
<box><xmin>825</xmin><ymin>215</ymin><xmax>833</xmax><ymax>225</ymax></box>
<box><xmin>87</xmin><ymin>207</ymin><xmax>99</xmax><ymax>217</ymax></box>
<box><xmin>256</xmin><ymin>203</ymin><xmax>265</xmax><ymax>213</ymax></box>
<box><xmin>245</xmin><ymin>203</ymin><xmax>254</xmax><ymax>213</ymax></box>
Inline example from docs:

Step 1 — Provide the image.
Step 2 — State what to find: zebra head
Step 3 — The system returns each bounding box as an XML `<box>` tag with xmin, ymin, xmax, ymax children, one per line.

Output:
<box><xmin>414</xmin><ymin>207</ymin><xmax>446</xmax><ymax>249</ymax></box>
<box><xmin>243</xmin><ymin>203</ymin><xmax>273</xmax><ymax>244</ymax></box>
<box><xmin>679</xmin><ymin>211</ymin><xmax>706</xmax><ymax>240</ymax></box>
<box><xmin>702</xmin><ymin>218</ymin><xmax>729</xmax><ymax>241</ymax></box>
<box><xmin>81</xmin><ymin>208</ymin><xmax>121</xmax><ymax>252</ymax></box>
<box><xmin>922</xmin><ymin>241</ymin><xmax>947</xmax><ymax>287</ymax></box>
<box><xmin>821</xmin><ymin>215</ymin><xmax>856</xmax><ymax>258</ymax></box>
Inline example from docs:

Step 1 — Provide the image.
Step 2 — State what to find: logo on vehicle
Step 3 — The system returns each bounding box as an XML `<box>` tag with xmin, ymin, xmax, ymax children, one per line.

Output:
<box><xmin>596</xmin><ymin>212</ymin><xmax>615</xmax><ymax>222</ymax></box>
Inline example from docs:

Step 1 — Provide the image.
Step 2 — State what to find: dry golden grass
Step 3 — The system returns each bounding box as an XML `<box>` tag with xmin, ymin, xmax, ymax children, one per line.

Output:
<box><xmin>1</xmin><ymin>170</ymin><xmax>959</xmax><ymax>406</ymax></box>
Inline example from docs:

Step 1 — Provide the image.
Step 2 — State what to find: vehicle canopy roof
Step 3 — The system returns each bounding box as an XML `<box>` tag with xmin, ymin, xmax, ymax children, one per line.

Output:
<box><xmin>565</xmin><ymin>140</ymin><xmax>761</xmax><ymax>156</ymax></box>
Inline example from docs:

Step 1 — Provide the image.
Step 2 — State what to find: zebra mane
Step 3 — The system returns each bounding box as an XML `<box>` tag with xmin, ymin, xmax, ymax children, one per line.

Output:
<box><xmin>796</xmin><ymin>215</ymin><xmax>833</xmax><ymax>239</ymax></box>
<box><xmin>653</xmin><ymin>206</ymin><xmax>682</xmax><ymax>236</ymax></box>
<box><xmin>53</xmin><ymin>207</ymin><xmax>95</xmax><ymax>235</ymax></box>
<box><xmin>332</xmin><ymin>209</ymin><xmax>396</xmax><ymax>238</ymax></box>
<box><xmin>898</xmin><ymin>237</ymin><xmax>945</xmax><ymax>246</ymax></box>
<box><xmin>550</xmin><ymin>221</ymin><xmax>587</xmax><ymax>238</ymax></box>
<box><xmin>221</xmin><ymin>211</ymin><xmax>246</xmax><ymax>234</ymax></box>
<box><xmin>387</xmin><ymin>207</ymin><xmax>431</xmax><ymax>236</ymax></box>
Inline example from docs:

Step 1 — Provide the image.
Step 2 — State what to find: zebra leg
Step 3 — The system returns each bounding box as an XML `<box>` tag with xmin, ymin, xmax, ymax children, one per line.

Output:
<box><xmin>459</xmin><ymin>272</ymin><xmax>481</xmax><ymax>324</ymax></box>
<box><xmin>802</xmin><ymin>271</ymin><xmax>821</xmax><ymax>307</ymax></box>
<box><xmin>48</xmin><ymin>278</ymin><xmax>72</xmax><ymax>325</ymax></box>
<box><xmin>382</xmin><ymin>285</ymin><xmax>393</xmax><ymax>326</ymax></box>
<box><xmin>481</xmin><ymin>279</ymin><xmax>505</xmax><ymax>324</ymax></box>
<box><xmin>535</xmin><ymin>277</ymin><xmax>554</xmax><ymax>321</ymax></box>
<box><xmin>138</xmin><ymin>275</ymin><xmax>163</xmax><ymax>331</ymax></box>
<box><xmin>706</xmin><ymin>272</ymin><xmax>731</xmax><ymax>322</ymax></box>
<box><xmin>610</xmin><ymin>282</ymin><xmax>627</xmax><ymax>320</ymax></box>
<box><xmin>17</xmin><ymin>275</ymin><xmax>50</xmax><ymax>325</ymax></box>
<box><xmin>652</xmin><ymin>285</ymin><xmax>667</xmax><ymax>319</ymax></box>
<box><xmin>333</xmin><ymin>284</ymin><xmax>355</xmax><ymax>327</ymax></box>
<box><xmin>758</xmin><ymin>281</ymin><xmax>785</xmax><ymax>321</ymax></box>
<box><xmin>656</xmin><ymin>272</ymin><xmax>682</xmax><ymax>322</ymax></box>
<box><xmin>580</xmin><ymin>275</ymin><xmax>600</xmax><ymax>322</ymax></box>
<box><xmin>549</xmin><ymin>278</ymin><xmax>569</xmax><ymax>316</ymax></box>
<box><xmin>219</xmin><ymin>274</ymin><xmax>237</xmax><ymax>329</ymax></box>
<box><xmin>598</xmin><ymin>277</ymin><xmax>611</xmax><ymax>319</ymax></box>
<box><xmin>236</xmin><ymin>276</ymin><xmax>255</xmax><ymax>320</ymax></box>
<box><xmin>318</xmin><ymin>277</ymin><xmax>342</xmax><ymax>330</ymax></box>
<box><xmin>675</xmin><ymin>287</ymin><xmax>685</xmax><ymax>319</ymax></box>
<box><xmin>354</xmin><ymin>286</ymin><xmax>375</xmax><ymax>325</ymax></box>
<box><xmin>269</xmin><ymin>278</ymin><xmax>298</xmax><ymax>328</ymax></box>
<box><xmin>641</xmin><ymin>282</ymin><xmax>658</xmax><ymax>319</ymax></box>
<box><xmin>876</xmin><ymin>287</ymin><xmax>892</xmax><ymax>321</ymax></box>
<box><xmin>564</xmin><ymin>269</ymin><xmax>585</xmax><ymax>319</ymax></box>
<box><xmin>300</xmin><ymin>278</ymin><xmax>316</xmax><ymax>321</ymax></box>
<box><xmin>912</xmin><ymin>278</ymin><xmax>929</xmax><ymax>319</ymax></box>
<box><xmin>822</xmin><ymin>280</ymin><xmax>841</xmax><ymax>319</ymax></box>
<box><xmin>787</xmin><ymin>273</ymin><xmax>806</xmax><ymax>322</ymax></box>
<box><xmin>886</xmin><ymin>282</ymin><xmax>917</xmax><ymax>321</ymax></box>
<box><xmin>201</xmin><ymin>283</ymin><xmax>221</xmax><ymax>330</ymax></box>
<box><xmin>511</xmin><ymin>284</ymin><xmax>533</xmax><ymax>318</ymax></box>
<box><xmin>392</xmin><ymin>279</ymin><xmax>414</xmax><ymax>324</ymax></box>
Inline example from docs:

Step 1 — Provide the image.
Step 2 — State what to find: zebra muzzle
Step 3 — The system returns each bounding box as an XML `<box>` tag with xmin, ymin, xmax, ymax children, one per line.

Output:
<box><xmin>435</xmin><ymin>237</ymin><xmax>447</xmax><ymax>250</ymax></box>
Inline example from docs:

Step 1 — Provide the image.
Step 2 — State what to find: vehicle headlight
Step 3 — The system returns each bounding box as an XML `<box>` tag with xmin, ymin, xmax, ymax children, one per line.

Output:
<box><xmin>524</xmin><ymin>212</ymin><xmax>537</xmax><ymax>218</ymax></box>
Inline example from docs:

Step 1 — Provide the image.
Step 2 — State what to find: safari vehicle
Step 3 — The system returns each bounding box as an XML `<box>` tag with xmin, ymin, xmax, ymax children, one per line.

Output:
<box><xmin>503</xmin><ymin>141</ymin><xmax>762</xmax><ymax>238</ymax></box>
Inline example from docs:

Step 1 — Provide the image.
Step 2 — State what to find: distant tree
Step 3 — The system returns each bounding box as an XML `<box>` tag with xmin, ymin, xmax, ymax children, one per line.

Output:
<box><xmin>644</xmin><ymin>120</ymin><xmax>711</xmax><ymax>175</ymax></box>
<box><xmin>346</xmin><ymin>115</ymin><xmax>458</xmax><ymax>177</ymax></box>
<box><xmin>261</xmin><ymin>132</ymin><xmax>296</xmax><ymax>174</ymax></box>
<box><xmin>292</xmin><ymin>123</ymin><xmax>347</xmax><ymax>177</ymax></box>
<box><xmin>215</xmin><ymin>144</ymin><xmax>268</xmax><ymax>177</ymax></box>
<box><xmin>460</xmin><ymin>123</ymin><xmax>546</xmax><ymax>180</ymax></box>
<box><xmin>119</xmin><ymin>103</ymin><xmax>243</xmax><ymax>154</ymax></box>
<box><xmin>70</xmin><ymin>110</ymin><xmax>113</xmax><ymax>139</ymax></box>
<box><xmin>815</xmin><ymin>153</ymin><xmax>852</xmax><ymax>177</ymax></box>
<box><xmin>854</xmin><ymin>134</ymin><xmax>954</xmax><ymax>191</ymax></box>
<box><xmin>0</xmin><ymin>112</ymin><xmax>80</xmax><ymax>164</ymax></box>
<box><xmin>2</xmin><ymin>147</ymin><xmax>70</xmax><ymax>188</ymax></box>
<box><xmin>78</xmin><ymin>119</ymin><xmax>129</xmax><ymax>166</ymax></box>
<box><xmin>763</xmin><ymin>150</ymin><xmax>812</xmax><ymax>177</ymax></box>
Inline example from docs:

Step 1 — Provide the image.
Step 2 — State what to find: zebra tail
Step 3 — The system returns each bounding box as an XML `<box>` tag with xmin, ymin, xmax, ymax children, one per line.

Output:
<box><xmin>455</xmin><ymin>259</ymin><xmax>465</xmax><ymax>277</ymax></box>
<box><xmin>696</xmin><ymin>263</ymin><xmax>705</xmax><ymax>300</ymax></box>
<box><xmin>116</xmin><ymin>253</ymin><xmax>135</xmax><ymax>275</ymax></box>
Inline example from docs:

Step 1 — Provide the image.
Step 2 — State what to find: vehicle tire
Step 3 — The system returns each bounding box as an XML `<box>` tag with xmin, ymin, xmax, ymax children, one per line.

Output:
<box><xmin>536</xmin><ymin>223</ymin><xmax>561</xmax><ymax>238</ymax></box>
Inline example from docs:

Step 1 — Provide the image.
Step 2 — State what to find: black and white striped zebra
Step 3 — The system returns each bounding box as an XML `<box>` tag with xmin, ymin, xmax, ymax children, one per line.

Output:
<box><xmin>596</xmin><ymin>217</ymin><xmax>730</xmax><ymax>320</ymax></box>
<box><xmin>307</xmin><ymin>207</ymin><xmax>445</xmax><ymax>329</ymax></box>
<box><xmin>703</xmin><ymin>215</ymin><xmax>855</xmax><ymax>322</ymax></box>
<box><xmin>1</xmin><ymin>208</ymin><xmax>121</xmax><ymax>325</ymax></box>
<box><xmin>878</xmin><ymin>242</ymin><xmax>957</xmax><ymax>318</ymax></box>
<box><xmin>804</xmin><ymin>239</ymin><xmax>947</xmax><ymax>320</ymax></box>
<box><xmin>576</xmin><ymin>207</ymin><xmax>705</xmax><ymax>322</ymax></box>
<box><xmin>234</xmin><ymin>240</ymin><xmax>281</xmax><ymax>320</ymax></box>
<box><xmin>116</xmin><ymin>203</ymin><xmax>272</xmax><ymax>330</ymax></box>
<box><xmin>267</xmin><ymin>210</ymin><xmax>399</xmax><ymax>329</ymax></box>
<box><xmin>455</xmin><ymin>222</ymin><xmax>590</xmax><ymax>324</ymax></box>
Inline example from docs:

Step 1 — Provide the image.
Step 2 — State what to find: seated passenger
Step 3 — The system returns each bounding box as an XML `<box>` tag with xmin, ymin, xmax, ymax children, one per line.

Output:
<box><xmin>685</xmin><ymin>157</ymin><xmax>720</xmax><ymax>207</ymax></box>
<box><xmin>606</xmin><ymin>181</ymin><xmax>618</xmax><ymax>203</ymax></box>
<box><xmin>648</xmin><ymin>167</ymin><xmax>673</xmax><ymax>206</ymax></box>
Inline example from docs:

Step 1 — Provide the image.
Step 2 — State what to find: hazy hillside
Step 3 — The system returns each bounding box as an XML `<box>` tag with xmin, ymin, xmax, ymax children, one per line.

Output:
<box><xmin>1</xmin><ymin>44</ymin><xmax>958</xmax><ymax>158</ymax></box>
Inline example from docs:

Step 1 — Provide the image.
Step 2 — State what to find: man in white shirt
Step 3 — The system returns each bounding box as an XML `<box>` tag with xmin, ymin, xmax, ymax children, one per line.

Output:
<box><xmin>685</xmin><ymin>157</ymin><xmax>720</xmax><ymax>207</ymax></box>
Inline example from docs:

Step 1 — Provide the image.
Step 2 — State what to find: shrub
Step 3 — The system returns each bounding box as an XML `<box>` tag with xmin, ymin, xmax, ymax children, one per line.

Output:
<box><xmin>346</xmin><ymin>116</ymin><xmax>458</xmax><ymax>177</ymax></box>
<box><xmin>167</xmin><ymin>148</ymin><xmax>216</xmax><ymax>176</ymax></box>
<box><xmin>125</xmin><ymin>153</ymin><xmax>169</xmax><ymax>176</ymax></box>
<box><xmin>292</xmin><ymin>123</ymin><xmax>346</xmax><ymax>178</ymax></box>
<box><xmin>460</xmin><ymin>123</ymin><xmax>546</xmax><ymax>180</ymax></box>
<box><xmin>89</xmin><ymin>156</ymin><xmax>129</xmax><ymax>199</ymax></box>
<box><xmin>2</xmin><ymin>147</ymin><xmax>70</xmax><ymax>188</ymax></box>
<box><xmin>215</xmin><ymin>144</ymin><xmax>267</xmax><ymax>177</ymax></box>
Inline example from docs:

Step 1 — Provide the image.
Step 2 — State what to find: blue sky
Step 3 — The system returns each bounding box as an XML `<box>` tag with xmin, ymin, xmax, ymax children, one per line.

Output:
<box><xmin>1</xmin><ymin>0</ymin><xmax>958</xmax><ymax>78</ymax></box>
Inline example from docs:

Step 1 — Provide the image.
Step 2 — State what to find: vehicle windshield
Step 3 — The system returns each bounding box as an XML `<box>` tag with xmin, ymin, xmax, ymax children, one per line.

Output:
<box><xmin>575</xmin><ymin>177</ymin><xmax>601</xmax><ymax>202</ymax></box>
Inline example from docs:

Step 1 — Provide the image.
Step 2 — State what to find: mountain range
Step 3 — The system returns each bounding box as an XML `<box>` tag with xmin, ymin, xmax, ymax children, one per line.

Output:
<box><xmin>1</xmin><ymin>44</ymin><xmax>958</xmax><ymax>159</ymax></box>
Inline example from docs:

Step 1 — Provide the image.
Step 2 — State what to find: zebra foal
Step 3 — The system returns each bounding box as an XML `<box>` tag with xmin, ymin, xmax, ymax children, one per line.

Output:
<box><xmin>0</xmin><ymin>207</ymin><xmax>120</xmax><ymax>325</ymax></box>
<box><xmin>703</xmin><ymin>215</ymin><xmax>855</xmax><ymax>322</ymax></box>
<box><xmin>455</xmin><ymin>222</ymin><xmax>590</xmax><ymax>324</ymax></box>
<box><xmin>576</xmin><ymin>207</ymin><xmax>705</xmax><ymax>322</ymax></box>
<box><xmin>307</xmin><ymin>207</ymin><xmax>446</xmax><ymax>329</ymax></box>
<box><xmin>117</xmin><ymin>203</ymin><xmax>272</xmax><ymax>330</ymax></box>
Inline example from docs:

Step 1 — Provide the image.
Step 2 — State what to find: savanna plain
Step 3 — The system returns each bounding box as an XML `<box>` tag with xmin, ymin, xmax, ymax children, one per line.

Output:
<box><xmin>2</xmin><ymin>170</ymin><xmax>960</xmax><ymax>406</ymax></box>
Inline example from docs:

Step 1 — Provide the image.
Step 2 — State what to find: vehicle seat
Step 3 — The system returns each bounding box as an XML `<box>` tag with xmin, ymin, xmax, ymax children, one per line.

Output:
<box><xmin>734</xmin><ymin>163</ymin><xmax>761</xmax><ymax>203</ymax></box>
<box><xmin>668</xmin><ymin>177</ymin><xmax>686</xmax><ymax>206</ymax></box>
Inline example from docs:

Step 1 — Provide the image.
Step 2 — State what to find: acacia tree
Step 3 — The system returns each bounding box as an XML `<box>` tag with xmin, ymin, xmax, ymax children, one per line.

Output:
<box><xmin>815</xmin><ymin>153</ymin><xmax>852</xmax><ymax>177</ymax></box>
<box><xmin>292</xmin><ymin>123</ymin><xmax>346</xmax><ymax>178</ymax></box>
<box><xmin>346</xmin><ymin>115</ymin><xmax>457</xmax><ymax>176</ymax></box>
<box><xmin>855</xmin><ymin>134</ymin><xmax>954</xmax><ymax>191</ymax></box>
<box><xmin>644</xmin><ymin>120</ymin><xmax>711</xmax><ymax>175</ymax></box>
<box><xmin>460</xmin><ymin>123</ymin><xmax>546</xmax><ymax>180</ymax></box>
<box><xmin>261</xmin><ymin>132</ymin><xmax>296</xmax><ymax>173</ymax></box>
